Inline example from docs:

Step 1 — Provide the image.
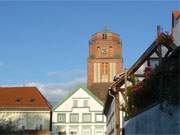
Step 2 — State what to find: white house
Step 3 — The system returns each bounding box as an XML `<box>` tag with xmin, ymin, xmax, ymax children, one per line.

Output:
<box><xmin>52</xmin><ymin>87</ymin><xmax>106</xmax><ymax>135</ymax></box>
<box><xmin>0</xmin><ymin>87</ymin><xmax>52</xmax><ymax>134</ymax></box>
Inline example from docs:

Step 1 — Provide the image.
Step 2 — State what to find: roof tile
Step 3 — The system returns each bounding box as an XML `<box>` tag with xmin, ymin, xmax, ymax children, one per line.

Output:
<box><xmin>0</xmin><ymin>87</ymin><xmax>51</xmax><ymax>110</ymax></box>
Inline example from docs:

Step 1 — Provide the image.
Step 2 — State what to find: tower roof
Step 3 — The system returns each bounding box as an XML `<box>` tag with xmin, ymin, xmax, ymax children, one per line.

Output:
<box><xmin>102</xmin><ymin>26</ymin><xmax>110</xmax><ymax>33</ymax></box>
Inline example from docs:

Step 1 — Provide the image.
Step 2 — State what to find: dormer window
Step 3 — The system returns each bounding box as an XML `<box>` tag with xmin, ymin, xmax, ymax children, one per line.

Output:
<box><xmin>30</xmin><ymin>98</ymin><xmax>35</xmax><ymax>103</ymax></box>
<box><xmin>102</xmin><ymin>33</ymin><xmax>107</xmax><ymax>40</ymax></box>
<box><xmin>16</xmin><ymin>97</ymin><xmax>21</xmax><ymax>103</ymax></box>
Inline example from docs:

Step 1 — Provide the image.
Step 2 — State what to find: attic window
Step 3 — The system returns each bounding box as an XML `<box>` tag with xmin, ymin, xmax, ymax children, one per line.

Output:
<box><xmin>16</xmin><ymin>97</ymin><xmax>21</xmax><ymax>103</ymax></box>
<box><xmin>30</xmin><ymin>98</ymin><xmax>35</xmax><ymax>103</ymax></box>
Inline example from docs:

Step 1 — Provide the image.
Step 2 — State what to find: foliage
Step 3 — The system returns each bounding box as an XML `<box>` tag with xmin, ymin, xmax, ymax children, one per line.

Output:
<box><xmin>125</xmin><ymin>50</ymin><xmax>179</xmax><ymax>118</ymax></box>
<box><xmin>0</xmin><ymin>118</ymin><xmax>23</xmax><ymax>135</ymax></box>
<box><xmin>0</xmin><ymin>121</ymin><xmax>17</xmax><ymax>135</ymax></box>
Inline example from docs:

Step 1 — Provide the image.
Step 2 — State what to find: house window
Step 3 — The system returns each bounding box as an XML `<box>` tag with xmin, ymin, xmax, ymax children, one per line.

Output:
<box><xmin>58</xmin><ymin>131</ymin><xmax>66</xmax><ymax>135</ymax></box>
<box><xmin>82</xmin><ymin>113</ymin><xmax>91</xmax><ymax>122</ymax></box>
<box><xmin>95</xmin><ymin>129</ymin><xmax>104</xmax><ymax>135</ymax></box>
<box><xmin>57</xmin><ymin>114</ymin><xmax>66</xmax><ymax>123</ymax></box>
<box><xmin>70</xmin><ymin>131</ymin><xmax>78</xmax><ymax>135</ymax></box>
<box><xmin>57</xmin><ymin>125</ymin><xmax>66</xmax><ymax>134</ymax></box>
<box><xmin>73</xmin><ymin>100</ymin><xmax>78</xmax><ymax>107</ymax></box>
<box><xmin>149</xmin><ymin>58</ymin><xmax>159</xmax><ymax>68</ymax></box>
<box><xmin>82</xmin><ymin>129</ymin><xmax>91</xmax><ymax>135</ymax></box>
<box><xmin>70</xmin><ymin>114</ymin><xmax>79</xmax><ymax>123</ymax></box>
<box><xmin>83</xmin><ymin>100</ymin><xmax>89</xmax><ymax>107</ymax></box>
<box><xmin>95</xmin><ymin>114</ymin><xmax>103</xmax><ymax>122</ymax></box>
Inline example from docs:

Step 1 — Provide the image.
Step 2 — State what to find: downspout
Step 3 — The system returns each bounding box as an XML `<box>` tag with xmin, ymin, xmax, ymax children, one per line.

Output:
<box><xmin>50</xmin><ymin>111</ymin><xmax>52</xmax><ymax>132</ymax></box>
<box><xmin>109</xmin><ymin>89</ymin><xmax>115</xmax><ymax>98</ymax></box>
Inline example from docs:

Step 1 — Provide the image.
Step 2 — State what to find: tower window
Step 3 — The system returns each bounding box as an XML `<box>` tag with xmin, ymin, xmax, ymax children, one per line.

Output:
<box><xmin>109</xmin><ymin>46</ymin><xmax>113</xmax><ymax>57</ymax></box>
<box><xmin>101</xmin><ymin>63</ymin><xmax>108</xmax><ymax>75</ymax></box>
<box><xmin>101</xmin><ymin>63</ymin><xmax>108</xmax><ymax>82</ymax></box>
<box><xmin>97</xmin><ymin>46</ymin><xmax>101</xmax><ymax>57</ymax></box>
<box><xmin>102</xmin><ymin>33</ymin><xmax>107</xmax><ymax>40</ymax></box>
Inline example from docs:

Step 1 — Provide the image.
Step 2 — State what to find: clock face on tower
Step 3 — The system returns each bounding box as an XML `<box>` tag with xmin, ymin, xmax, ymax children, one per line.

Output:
<box><xmin>101</xmin><ymin>47</ymin><xmax>108</xmax><ymax>55</ymax></box>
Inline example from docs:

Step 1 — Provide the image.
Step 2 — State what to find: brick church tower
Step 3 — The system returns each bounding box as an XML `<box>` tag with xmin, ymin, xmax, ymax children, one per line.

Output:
<box><xmin>87</xmin><ymin>28</ymin><xmax>124</xmax><ymax>102</ymax></box>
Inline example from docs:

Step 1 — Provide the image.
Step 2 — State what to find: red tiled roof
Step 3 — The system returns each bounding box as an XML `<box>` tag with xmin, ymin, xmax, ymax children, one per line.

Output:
<box><xmin>88</xmin><ymin>83</ymin><xmax>112</xmax><ymax>103</ymax></box>
<box><xmin>173</xmin><ymin>10</ymin><xmax>180</xmax><ymax>20</ymax></box>
<box><xmin>0</xmin><ymin>87</ymin><xmax>51</xmax><ymax>110</ymax></box>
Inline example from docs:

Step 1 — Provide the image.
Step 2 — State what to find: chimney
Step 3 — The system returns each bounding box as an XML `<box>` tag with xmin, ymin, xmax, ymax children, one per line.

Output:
<box><xmin>157</xmin><ymin>25</ymin><xmax>162</xmax><ymax>37</ymax></box>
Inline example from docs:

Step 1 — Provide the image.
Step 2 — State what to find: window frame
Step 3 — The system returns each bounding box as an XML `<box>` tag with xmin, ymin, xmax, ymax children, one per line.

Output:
<box><xmin>82</xmin><ymin>128</ymin><xmax>91</xmax><ymax>135</ymax></box>
<box><xmin>82</xmin><ymin>113</ymin><xmax>91</xmax><ymax>123</ymax></box>
<box><xmin>57</xmin><ymin>113</ymin><xmax>66</xmax><ymax>123</ymax></box>
<box><xmin>70</xmin><ymin>113</ymin><xmax>79</xmax><ymax>123</ymax></box>
<box><xmin>95</xmin><ymin>113</ymin><xmax>104</xmax><ymax>123</ymax></box>
<box><xmin>73</xmin><ymin>100</ymin><xmax>78</xmax><ymax>107</ymax></box>
<box><xmin>83</xmin><ymin>99</ymin><xmax>89</xmax><ymax>107</ymax></box>
<box><xmin>102</xmin><ymin>33</ymin><xmax>107</xmax><ymax>40</ymax></box>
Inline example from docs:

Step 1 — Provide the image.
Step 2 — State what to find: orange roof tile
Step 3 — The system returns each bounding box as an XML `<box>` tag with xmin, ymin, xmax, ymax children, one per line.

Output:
<box><xmin>0</xmin><ymin>87</ymin><xmax>51</xmax><ymax>110</ymax></box>
<box><xmin>173</xmin><ymin>10</ymin><xmax>180</xmax><ymax>20</ymax></box>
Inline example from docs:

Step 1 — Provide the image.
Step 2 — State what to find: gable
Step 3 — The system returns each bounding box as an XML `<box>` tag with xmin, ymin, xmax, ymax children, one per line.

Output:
<box><xmin>53</xmin><ymin>87</ymin><xmax>103</xmax><ymax>111</ymax></box>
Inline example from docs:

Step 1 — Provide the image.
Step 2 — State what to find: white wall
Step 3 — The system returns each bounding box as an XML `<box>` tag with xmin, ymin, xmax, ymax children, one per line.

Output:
<box><xmin>0</xmin><ymin>111</ymin><xmax>50</xmax><ymax>130</ymax></box>
<box><xmin>52</xmin><ymin>88</ymin><xmax>106</xmax><ymax>135</ymax></box>
<box><xmin>105</xmin><ymin>92</ymin><xmax>125</xmax><ymax>135</ymax></box>
<box><xmin>54</xmin><ymin>88</ymin><xmax>104</xmax><ymax>113</ymax></box>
